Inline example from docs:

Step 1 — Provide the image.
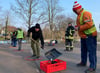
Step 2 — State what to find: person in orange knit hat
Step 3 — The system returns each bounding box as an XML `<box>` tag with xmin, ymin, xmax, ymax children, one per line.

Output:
<box><xmin>73</xmin><ymin>1</ymin><xmax>97</xmax><ymax>73</ymax></box>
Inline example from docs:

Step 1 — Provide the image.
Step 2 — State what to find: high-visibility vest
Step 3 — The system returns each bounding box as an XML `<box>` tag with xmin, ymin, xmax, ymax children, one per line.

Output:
<box><xmin>80</xmin><ymin>10</ymin><xmax>96</xmax><ymax>35</ymax></box>
<box><xmin>66</xmin><ymin>36</ymin><xmax>74</xmax><ymax>40</ymax></box>
<box><xmin>17</xmin><ymin>30</ymin><xmax>24</xmax><ymax>39</ymax></box>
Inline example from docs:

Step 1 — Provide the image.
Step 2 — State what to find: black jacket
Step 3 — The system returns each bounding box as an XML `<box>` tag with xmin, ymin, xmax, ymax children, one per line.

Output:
<box><xmin>27</xmin><ymin>26</ymin><xmax>44</xmax><ymax>46</ymax></box>
<box><xmin>11</xmin><ymin>31</ymin><xmax>17</xmax><ymax>39</ymax></box>
<box><xmin>65</xmin><ymin>26</ymin><xmax>75</xmax><ymax>37</ymax></box>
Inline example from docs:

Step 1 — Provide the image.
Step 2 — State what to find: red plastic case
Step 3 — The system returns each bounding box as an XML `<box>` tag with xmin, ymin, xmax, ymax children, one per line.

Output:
<box><xmin>40</xmin><ymin>59</ymin><xmax>67</xmax><ymax>73</ymax></box>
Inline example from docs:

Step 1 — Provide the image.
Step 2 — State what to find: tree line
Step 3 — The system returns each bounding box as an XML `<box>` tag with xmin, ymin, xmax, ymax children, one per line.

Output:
<box><xmin>0</xmin><ymin>0</ymin><xmax>77</xmax><ymax>40</ymax></box>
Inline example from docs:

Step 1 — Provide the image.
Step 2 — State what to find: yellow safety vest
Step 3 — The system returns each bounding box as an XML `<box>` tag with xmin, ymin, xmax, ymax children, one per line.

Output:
<box><xmin>17</xmin><ymin>30</ymin><xmax>24</xmax><ymax>39</ymax></box>
<box><xmin>80</xmin><ymin>10</ymin><xmax>96</xmax><ymax>35</ymax></box>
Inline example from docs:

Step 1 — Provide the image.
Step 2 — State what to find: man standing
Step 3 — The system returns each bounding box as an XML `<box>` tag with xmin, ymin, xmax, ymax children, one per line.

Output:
<box><xmin>65</xmin><ymin>23</ymin><xmax>75</xmax><ymax>51</ymax></box>
<box><xmin>27</xmin><ymin>23</ymin><xmax>44</xmax><ymax>58</ymax></box>
<box><xmin>16</xmin><ymin>28</ymin><xmax>24</xmax><ymax>51</ymax></box>
<box><xmin>73</xmin><ymin>1</ymin><xmax>97</xmax><ymax>73</ymax></box>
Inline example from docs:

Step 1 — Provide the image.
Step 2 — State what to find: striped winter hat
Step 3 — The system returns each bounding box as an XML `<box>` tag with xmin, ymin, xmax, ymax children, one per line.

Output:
<box><xmin>73</xmin><ymin>1</ymin><xmax>82</xmax><ymax>11</ymax></box>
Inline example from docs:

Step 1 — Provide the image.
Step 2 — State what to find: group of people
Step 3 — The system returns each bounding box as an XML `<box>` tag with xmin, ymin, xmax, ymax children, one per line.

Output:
<box><xmin>11</xmin><ymin>28</ymin><xmax>24</xmax><ymax>51</ymax></box>
<box><xmin>10</xmin><ymin>1</ymin><xmax>97</xmax><ymax>73</ymax></box>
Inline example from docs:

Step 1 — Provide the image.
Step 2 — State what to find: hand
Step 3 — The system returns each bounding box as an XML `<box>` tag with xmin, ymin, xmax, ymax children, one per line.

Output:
<box><xmin>75</xmin><ymin>25</ymin><xmax>79</xmax><ymax>31</ymax></box>
<box><xmin>41</xmin><ymin>45</ymin><xmax>44</xmax><ymax>49</ymax></box>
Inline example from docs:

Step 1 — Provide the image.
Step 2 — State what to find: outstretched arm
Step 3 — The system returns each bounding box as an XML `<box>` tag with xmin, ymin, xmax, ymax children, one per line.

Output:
<box><xmin>40</xmin><ymin>31</ymin><xmax>44</xmax><ymax>49</ymax></box>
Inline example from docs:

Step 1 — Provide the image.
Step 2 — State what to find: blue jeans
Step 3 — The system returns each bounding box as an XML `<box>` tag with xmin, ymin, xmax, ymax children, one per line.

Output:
<box><xmin>81</xmin><ymin>36</ymin><xmax>97</xmax><ymax>69</ymax></box>
<box><xmin>12</xmin><ymin>38</ymin><xmax>17</xmax><ymax>47</ymax></box>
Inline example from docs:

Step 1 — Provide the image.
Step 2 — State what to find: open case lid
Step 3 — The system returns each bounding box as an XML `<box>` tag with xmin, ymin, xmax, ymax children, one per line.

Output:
<box><xmin>45</xmin><ymin>48</ymin><xmax>62</xmax><ymax>60</ymax></box>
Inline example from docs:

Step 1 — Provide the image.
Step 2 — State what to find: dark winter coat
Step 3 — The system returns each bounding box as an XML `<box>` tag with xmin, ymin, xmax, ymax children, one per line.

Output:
<box><xmin>65</xmin><ymin>26</ymin><xmax>75</xmax><ymax>37</ymax></box>
<box><xmin>27</xmin><ymin>26</ymin><xmax>44</xmax><ymax>46</ymax></box>
<box><xmin>11</xmin><ymin>31</ymin><xmax>17</xmax><ymax>39</ymax></box>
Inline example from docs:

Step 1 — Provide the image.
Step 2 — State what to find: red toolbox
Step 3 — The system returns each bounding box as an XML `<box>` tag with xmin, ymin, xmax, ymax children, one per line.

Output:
<box><xmin>40</xmin><ymin>59</ymin><xmax>67</xmax><ymax>73</ymax></box>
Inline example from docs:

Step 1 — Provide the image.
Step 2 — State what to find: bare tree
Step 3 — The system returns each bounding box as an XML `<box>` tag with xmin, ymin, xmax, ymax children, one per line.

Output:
<box><xmin>53</xmin><ymin>14</ymin><xmax>76</xmax><ymax>40</ymax></box>
<box><xmin>43</xmin><ymin>0</ymin><xmax>63</xmax><ymax>39</ymax></box>
<box><xmin>0</xmin><ymin>10</ymin><xmax>10</xmax><ymax>39</ymax></box>
<box><xmin>11</xmin><ymin>0</ymin><xmax>41</xmax><ymax>29</ymax></box>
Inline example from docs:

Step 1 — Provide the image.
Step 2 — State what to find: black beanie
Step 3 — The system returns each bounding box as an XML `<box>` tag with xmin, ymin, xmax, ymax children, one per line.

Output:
<box><xmin>35</xmin><ymin>23</ymin><xmax>40</xmax><ymax>28</ymax></box>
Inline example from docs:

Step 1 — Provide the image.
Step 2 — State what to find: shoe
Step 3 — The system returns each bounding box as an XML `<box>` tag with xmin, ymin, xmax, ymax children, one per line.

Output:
<box><xmin>70</xmin><ymin>48</ymin><xmax>73</xmax><ymax>51</ymax></box>
<box><xmin>31</xmin><ymin>55</ymin><xmax>36</xmax><ymax>57</ymax></box>
<box><xmin>77</xmin><ymin>62</ymin><xmax>86</xmax><ymax>67</ymax></box>
<box><xmin>64</xmin><ymin>49</ymin><xmax>70</xmax><ymax>51</ymax></box>
<box><xmin>85</xmin><ymin>68</ymin><xmax>96</xmax><ymax>73</ymax></box>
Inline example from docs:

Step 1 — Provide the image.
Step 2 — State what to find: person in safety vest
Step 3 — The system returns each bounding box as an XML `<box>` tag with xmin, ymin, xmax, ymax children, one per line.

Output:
<box><xmin>27</xmin><ymin>23</ymin><xmax>44</xmax><ymax>59</ymax></box>
<box><xmin>73</xmin><ymin>1</ymin><xmax>97</xmax><ymax>73</ymax></box>
<box><xmin>16</xmin><ymin>28</ymin><xmax>24</xmax><ymax>51</ymax></box>
<box><xmin>65</xmin><ymin>22</ymin><xmax>75</xmax><ymax>51</ymax></box>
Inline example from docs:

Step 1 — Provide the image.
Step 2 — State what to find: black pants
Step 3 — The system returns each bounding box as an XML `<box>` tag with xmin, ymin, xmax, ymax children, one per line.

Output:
<box><xmin>65</xmin><ymin>39</ymin><xmax>73</xmax><ymax>50</ymax></box>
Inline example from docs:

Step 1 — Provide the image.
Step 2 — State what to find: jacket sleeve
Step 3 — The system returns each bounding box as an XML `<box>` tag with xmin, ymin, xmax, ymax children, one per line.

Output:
<box><xmin>79</xmin><ymin>11</ymin><xmax>93</xmax><ymax>32</ymax></box>
<box><xmin>15</xmin><ymin>31</ymin><xmax>18</xmax><ymax>36</ymax></box>
<box><xmin>71</xmin><ymin>26</ymin><xmax>75</xmax><ymax>36</ymax></box>
<box><xmin>40</xmin><ymin>31</ymin><xmax>44</xmax><ymax>46</ymax></box>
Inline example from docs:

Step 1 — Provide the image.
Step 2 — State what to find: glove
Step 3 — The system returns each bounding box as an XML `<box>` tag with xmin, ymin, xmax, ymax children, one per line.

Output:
<box><xmin>41</xmin><ymin>45</ymin><xmax>44</xmax><ymax>49</ymax></box>
<box><xmin>75</xmin><ymin>25</ymin><xmax>79</xmax><ymax>31</ymax></box>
